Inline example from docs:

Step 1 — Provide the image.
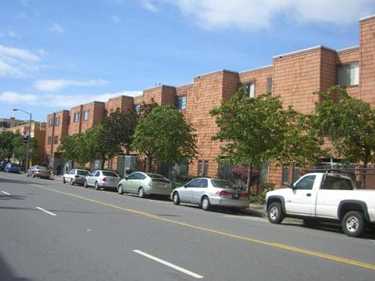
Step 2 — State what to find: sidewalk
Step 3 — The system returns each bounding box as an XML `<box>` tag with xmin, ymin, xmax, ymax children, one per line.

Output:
<box><xmin>245</xmin><ymin>203</ymin><xmax>266</xmax><ymax>217</ymax></box>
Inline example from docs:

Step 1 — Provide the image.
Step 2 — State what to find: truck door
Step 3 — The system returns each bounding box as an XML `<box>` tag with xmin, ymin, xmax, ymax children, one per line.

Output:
<box><xmin>285</xmin><ymin>175</ymin><xmax>317</xmax><ymax>216</ymax></box>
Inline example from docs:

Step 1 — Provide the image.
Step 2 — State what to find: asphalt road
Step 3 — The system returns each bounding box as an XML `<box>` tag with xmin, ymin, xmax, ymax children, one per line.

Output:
<box><xmin>0</xmin><ymin>172</ymin><xmax>374</xmax><ymax>281</ymax></box>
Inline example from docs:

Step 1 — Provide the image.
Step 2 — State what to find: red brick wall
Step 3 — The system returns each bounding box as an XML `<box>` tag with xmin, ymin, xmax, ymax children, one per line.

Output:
<box><xmin>360</xmin><ymin>16</ymin><xmax>375</xmax><ymax>106</ymax></box>
<box><xmin>187</xmin><ymin>71</ymin><xmax>239</xmax><ymax>177</ymax></box>
<box><xmin>337</xmin><ymin>47</ymin><xmax>360</xmax><ymax>98</ymax></box>
<box><xmin>45</xmin><ymin>110</ymin><xmax>70</xmax><ymax>157</ymax></box>
<box><xmin>273</xmin><ymin>48</ymin><xmax>323</xmax><ymax>114</ymax></box>
<box><xmin>239</xmin><ymin>66</ymin><xmax>273</xmax><ymax>96</ymax></box>
<box><xmin>143</xmin><ymin>85</ymin><xmax>177</xmax><ymax>106</ymax></box>
<box><xmin>106</xmin><ymin>96</ymin><xmax>134</xmax><ymax>114</ymax></box>
<box><xmin>69</xmin><ymin>105</ymin><xmax>82</xmax><ymax>135</ymax></box>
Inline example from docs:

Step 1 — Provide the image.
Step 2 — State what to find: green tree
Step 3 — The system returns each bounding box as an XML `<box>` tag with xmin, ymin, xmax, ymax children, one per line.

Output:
<box><xmin>132</xmin><ymin>105</ymin><xmax>197</xmax><ymax>172</ymax></box>
<box><xmin>315</xmin><ymin>86</ymin><xmax>375</xmax><ymax>186</ymax></box>
<box><xmin>12</xmin><ymin>135</ymin><xmax>40</xmax><ymax>165</ymax></box>
<box><xmin>211</xmin><ymin>88</ymin><xmax>322</xmax><ymax>188</ymax></box>
<box><xmin>59</xmin><ymin>134</ymin><xmax>91</xmax><ymax>167</ymax></box>
<box><xmin>101</xmin><ymin>110</ymin><xmax>137</xmax><ymax>154</ymax></box>
<box><xmin>0</xmin><ymin>131</ymin><xmax>18</xmax><ymax>161</ymax></box>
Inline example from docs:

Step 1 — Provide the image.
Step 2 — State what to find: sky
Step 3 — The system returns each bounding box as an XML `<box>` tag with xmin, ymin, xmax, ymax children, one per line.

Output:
<box><xmin>0</xmin><ymin>0</ymin><xmax>374</xmax><ymax>121</ymax></box>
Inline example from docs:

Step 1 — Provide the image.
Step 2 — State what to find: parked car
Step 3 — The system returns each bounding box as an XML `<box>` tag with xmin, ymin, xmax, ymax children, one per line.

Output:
<box><xmin>171</xmin><ymin>178</ymin><xmax>249</xmax><ymax>211</ymax></box>
<box><xmin>265</xmin><ymin>172</ymin><xmax>375</xmax><ymax>237</ymax></box>
<box><xmin>27</xmin><ymin>165</ymin><xmax>50</xmax><ymax>179</ymax></box>
<box><xmin>62</xmin><ymin>169</ymin><xmax>90</xmax><ymax>186</ymax></box>
<box><xmin>84</xmin><ymin>170</ymin><xmax>120</xmax><ymax>191</ymax></box>
<box><xmin>4</xmin><ymin>163</ymin><xmax>20</xmax><ymax>173</ymax></box>
<box><xmin>0</xmin><ymin>160</ymin><xmax>9</xmax><ymax>171</ymax></box>
<box><xmin>117</xmin><ymin>172</ymin><xmax>173</xmax><ymax>198</ymax></box>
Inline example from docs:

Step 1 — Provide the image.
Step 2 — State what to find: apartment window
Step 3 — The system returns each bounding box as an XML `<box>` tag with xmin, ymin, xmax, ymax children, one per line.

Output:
<box><xmin>73</xmin><ymin>112</ymin><xmax>81</xmax><ymax>123</ymax></box>
<box><xmin>53</xmin><ymin>136</ymin><xmax>59</xmax><ymax>144</ymax></box>
<box><xmin>134</xmin><ymin>104</ymin><xmax>141</xmax><ymax>113</ymax></box>
<box><xmin>337</xmin><ymin>62</ymin><xmax>359</xmax><ymax>87</ymax></box>
<box><xmin>54</xmin><ymin>117</ymin><xmax>60</xmax><ymax>126</ymax></box>
<box><xmin>47</xmin><ymin>136</ymin><xmax>52</xmax><ymax>145</ymax></box>
<box><xmin>266</xmin><ymin>77</ymin><xmax>273</xmax><ymax>94</ymax></box>
<box><xmin>282</xmin><ymin>165</ymin><xmax>289</xmax><ymax>185</ymax></box>
<box><xmin>176</xmin><ymin>96</ymin><xmax>187</xmax><ymax>110</ymax></box>
<box><xmin>48</xmin><ymin>118</ymin><xmax>54</xmax><ymax>127</ymax></box>
<box><xmin>83</xmin><ymin>111</ymin><xmax>89</xmax><ymax>121</ymax></box>
<box><xmin>197</xmin><ymin>160</ymin><xmax>209</xmax><ymax>177</ymax></box>
<box><xmin>243</xmin><ymin>82</ymin><xmax>256</xmax><ymax>98</ymax></box>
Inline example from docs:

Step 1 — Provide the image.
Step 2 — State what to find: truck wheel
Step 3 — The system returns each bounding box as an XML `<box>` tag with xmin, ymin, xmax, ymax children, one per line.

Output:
<box><xmin>267</xmin><ymin>202</ymin><xmax>284</xmax><ymax>224</ymax></box>
<box><xmin>342</xmin><ymin>211</ymin><xmax>365</xmax><ymax>237</ymax></box>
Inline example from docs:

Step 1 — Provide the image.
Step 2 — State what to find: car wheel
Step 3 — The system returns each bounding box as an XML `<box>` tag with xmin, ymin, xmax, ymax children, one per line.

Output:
<box><xmin>84</xmin><ymin>180</ymin><xmax>88</xmax><ymax>188</ymax></box>
<box><xmin>70</xmin><ymin>178</ymin><xmax>74</xmax><ymax>186</ymax></box>
<box><xmin>138</xmin><ymin>187</ymin><xmax>145</xmax><ymax>198</ymax></box>
<box><xmin>201</xmin><ymin>196</ymin><xmax>210</xmax><ymax>211</ymax></box>
<box><xmin>267</xmin><ymin>202</ymin><xmax>284</xmax><ymax>224</ymax></box>
<box><xmin>118</xmin><ymin>184</ymin><xmax>124</xmax><ymax>194</ymax></box>
<box><xmin>342</xmin><ymin>211</ymin><xmax>365</xmax><ymax>237</ymax></box>
<box><xmin>172</xmin><ymin>192</ymin><xmax>180</xmax><ymax>205</ymax></box>
<box><xmin>95</xmin><ymin>182</ymin><xmax>100</xmax><ymax>190</ymax></box>
<box><xmin>62</xmin><ymin>177</ymin><xmax>66</xmax><ymax>184</ymax></box>
<box><xmin>32</xmin><ymin>174</ymin><xmax>36</xmax><ymax>178</ymax></box>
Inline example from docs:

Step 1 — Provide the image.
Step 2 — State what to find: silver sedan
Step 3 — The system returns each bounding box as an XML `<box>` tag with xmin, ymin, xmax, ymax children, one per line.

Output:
<box><xmin>117</xmin><ymin>172</ymin><xmax>172</xmax><ymax>198</ymax></box>
<box><xmin>171</xmin><ymin>178</ymin><xmax>249</xmax><ymax>210</ymax></box>
<box><xmin>84</xmin><ymin>170</ymin><xmax>120</xmax><ymax>191</ymax></box>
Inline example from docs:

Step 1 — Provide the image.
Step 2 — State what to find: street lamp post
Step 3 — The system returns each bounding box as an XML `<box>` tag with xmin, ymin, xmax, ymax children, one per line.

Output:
<box><xmin>13</xmin><ymin>108</ymin><xmax>32</xmax><ymax>171</ymax></box>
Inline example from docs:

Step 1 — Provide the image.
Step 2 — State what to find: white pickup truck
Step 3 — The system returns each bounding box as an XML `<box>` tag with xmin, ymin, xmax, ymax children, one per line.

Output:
<box><xmin>265</xmin><ymin>172</ymin><xmax>375</xmax><ymax>237</ymax></box>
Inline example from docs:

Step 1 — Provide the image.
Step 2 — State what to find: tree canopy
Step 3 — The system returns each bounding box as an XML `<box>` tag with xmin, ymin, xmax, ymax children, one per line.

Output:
<box><xmin>132</xmin><ymin>105</ymin><xmax>197</xmax><ymax>172</ymax></box>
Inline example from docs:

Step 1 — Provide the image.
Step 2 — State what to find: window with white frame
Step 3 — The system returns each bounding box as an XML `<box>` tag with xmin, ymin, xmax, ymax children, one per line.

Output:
<box><xmin>83</xmin><ymin>111</ymin><xmax>89</xmax><ymax>121</ymax></box>
<box><xmin>176</xmin><ymin>96</ymin><xmax>187</xmax><ymax>110</ymax></box>
<box><xmin>73</xmin><ymin>112</ymin><xmax>81</xmax><ymax>123</ymax></box>
<box><xmin>337</xmin><ymin>62</ymin><xmax>359</xmax><ymax>87</ymax></box>
<box><xmin>243</xmin><ymin>82</ymin><xmax>256</xmax><ymax>98</ymax></box>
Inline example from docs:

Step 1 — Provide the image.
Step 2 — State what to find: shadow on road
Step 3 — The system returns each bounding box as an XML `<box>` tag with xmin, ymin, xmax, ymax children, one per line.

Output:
<box><xmin>0</xmin><ymin>195</ymin><xmax>26</xmax><ymax>200</ymax></box>
<box><xmin>0</xmin><ymin>253</ymin><xmax>32</xmax><ymax>281</ymax></box>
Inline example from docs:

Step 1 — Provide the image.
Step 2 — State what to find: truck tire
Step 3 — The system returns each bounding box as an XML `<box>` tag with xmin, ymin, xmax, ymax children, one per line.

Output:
<box><xmin>267</xmin><ymin>202</ymin><xmax>284</xmax><ymax>224</ymax></box>
<box><xmin>342</xmin><ymin>211</ymin><xmax>365</xmax><ymax>237</ymax></box>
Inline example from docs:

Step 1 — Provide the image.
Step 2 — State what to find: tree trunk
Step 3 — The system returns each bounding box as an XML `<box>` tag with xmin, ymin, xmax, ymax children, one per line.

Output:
<box><xmin>362</xmin><ymin>161</ymin><xmax>368</xmax><ymax>189</ymax></box>
<box><xmin>246</xmin><ymin>165</ymin><xmax>253</xmax><ymax>194</ymax></box>
<box><xmin>101</xmin><ymin>154</ymin><xmax>106</xmax><ymax>170</ymax></box>
<box><xmin>145</xmin><ymin>156</ymin><xmax>152</xmax><ymax>172</ymax></box>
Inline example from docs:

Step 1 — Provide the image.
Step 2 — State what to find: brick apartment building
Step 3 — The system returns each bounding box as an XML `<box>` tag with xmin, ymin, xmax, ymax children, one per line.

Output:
<box><xmin>45</xmin><ymin>15</ymin><xmax>375</xmax><ymax>186</ymax></box>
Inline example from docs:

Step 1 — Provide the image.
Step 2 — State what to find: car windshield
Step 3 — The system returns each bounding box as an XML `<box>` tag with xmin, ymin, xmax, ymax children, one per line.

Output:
<box><xmin>211</xmin><ymin>179</ymin><xmax>235</xmax><ymax>189</ymax></box>
<box><xmin>102</xmin><ymin>171</ymin><xmax>118</xmax><ymax>177</ymax></box>
<box><xmin>77</xmin><ymin>170</ymin><xmax>89</xmax><ymax>176</ymax></box>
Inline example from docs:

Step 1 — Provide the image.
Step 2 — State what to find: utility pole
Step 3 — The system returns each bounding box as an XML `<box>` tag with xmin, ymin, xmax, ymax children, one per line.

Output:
<box><xmin>13</xmin><ymin>108</ymin><xmax>32</xmax><ymax>171</ymax></box>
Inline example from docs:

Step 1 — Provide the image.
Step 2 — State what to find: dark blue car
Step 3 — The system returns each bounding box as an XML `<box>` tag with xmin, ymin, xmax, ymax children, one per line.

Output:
<box><xmin>0</xmin><ymin>160</ymin><xmax>9</xmax><ymax>171</ymax></box>
<box><xmin>4</xmin><ymin>163</ymin><xmax>20</xmax><ymax>173</ymax></box>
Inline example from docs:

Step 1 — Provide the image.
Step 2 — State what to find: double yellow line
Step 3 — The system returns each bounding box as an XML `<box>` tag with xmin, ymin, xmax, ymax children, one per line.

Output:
<box><xmin>32</xmin><ymin>184</ymin><xmax>375</xmax><ymax>271</ymax></box>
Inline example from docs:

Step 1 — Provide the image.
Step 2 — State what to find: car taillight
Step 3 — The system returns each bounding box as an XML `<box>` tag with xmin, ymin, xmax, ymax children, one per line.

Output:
<box><xmin>217</xmin><ymin>190</ymin><xmax>233</xmax><ymax>197</ymax></box>
<box><xmin>102</xmin><ymin>177</ymin><xmax>107</xmax><ymax>182</ymax></box>
<box><xmin>240</xmin><ymin>192</ymin><xmax>249</xmax><ymax>198</ymax></box>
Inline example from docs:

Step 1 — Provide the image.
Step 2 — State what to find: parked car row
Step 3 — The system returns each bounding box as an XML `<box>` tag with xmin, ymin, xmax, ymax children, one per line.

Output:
<box><xmin>61</xmin><ymin>169</ymin><xmax>250</xmax><ymax>211</ymax></box>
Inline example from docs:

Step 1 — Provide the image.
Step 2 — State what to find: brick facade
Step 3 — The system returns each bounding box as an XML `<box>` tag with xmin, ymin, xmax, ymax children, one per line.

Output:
<box><xmin>44</xmin><ymin>15</ymin><xmax>375</xmax><ymax>185</ymax></box>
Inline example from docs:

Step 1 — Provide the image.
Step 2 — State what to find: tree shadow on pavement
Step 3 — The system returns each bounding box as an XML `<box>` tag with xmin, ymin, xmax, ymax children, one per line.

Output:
<box><xmin>0</xmin><ymin>253</ymin><xmax>32</xmax><ymax>281</ymax></box>
<box><xmin>0</xmin><ymin>195</ymin><xmax>26</xmax><ymax>200</ymax></box>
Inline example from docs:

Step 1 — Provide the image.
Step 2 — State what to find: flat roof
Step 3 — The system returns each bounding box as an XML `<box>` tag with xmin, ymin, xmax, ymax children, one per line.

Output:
<box><xmin>273</xmin><ymin>45</ymin><xmax>336</xmax><ymax>59</ymax></box>
<box><xmin>240</xmin><ymin>64</ymin><xmax>273</xmax><ymax>74</ymax></box>
<box><xmin>360</xmin><ymin>14</ymin><xmax>375</xmax><ymax>22</ymax></box>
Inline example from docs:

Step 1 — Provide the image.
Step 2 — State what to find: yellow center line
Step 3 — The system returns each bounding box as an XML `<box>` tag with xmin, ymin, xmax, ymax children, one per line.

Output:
<box><xmin>31</xmin><ymin>184</ymin><xmax>375</xmax><ymax>271</ymax></box>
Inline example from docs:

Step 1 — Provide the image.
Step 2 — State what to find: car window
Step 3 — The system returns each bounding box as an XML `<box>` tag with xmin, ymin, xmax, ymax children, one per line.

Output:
<box><xmin>148</xmin><ymin>173</ymin><xmax>165</xmax><ymax>180</ymax></box>
<box><xmin>94</xmin><ymin>171</ymin><xmax>100</xmax><ymax>177</ymax></box>
<box><xmin>294</xmin><ymin>175</ymin><xmax>316</xmax><ymax>190</ymax></box>
<box><xmin>200</xmin><ymin>179</ymin><xmax>208</xmax><ymax>188</ymax></box>
<box><xmin>211</xmin><ymin>179</ymin><xmax>234</xmax><ymax>189</ymax></box>
<box><xmin>127</xmin><ymin>173</ymin><xmax>138</xmax><ymax>180</ymax></box>
<box><xmin>77</xmin><ymin>170</ymin><xmax>89</xmax><ymax>176</ymax></box>
<box><xmin>185</xmin><ymin>179</ymin><xmax>201</xmax><ymax>188</ymax></box>
<box><xmin>135</xmin><ymin>173</ymin><xmax>146</xmax><ymax>180</ymax></box>
<box><xmin>321</xmin><ymin>176</ymin><xmax>353</xmax><ymax>190</ymax></box>
<box><xmin>70</xmin><ymin>170</ymin><xmax>75</xmax><ymax>175</ymax></box>
<box><xmin>102</xmin><ymin>171</ymin><xmax>118</xmax><ymax>177</ymax></box>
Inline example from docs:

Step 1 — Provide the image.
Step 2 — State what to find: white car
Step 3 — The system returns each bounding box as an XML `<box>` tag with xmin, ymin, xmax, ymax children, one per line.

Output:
<box><xmin>117</xmin><ymin>172</ymin><xmax>172</xmax><ymax>197</ymax></box>
<box><xmin>84</xmin><ymin>170</ymin><xmax>120</xmax><ymax>191</ymax></box>
<box><xmin>266</xmin><ymin>172</ymin><xmax>375</xmax><ymax>237</ymax></box>
<box><xmin>171</xmin><ymin>178</ymin><xmax>249</xmax><ymax>211</ymax></box>
<box><xmin>63</xmin><ymin>169</ymin><xmax>90</xmax><ymax>186</ymax></box>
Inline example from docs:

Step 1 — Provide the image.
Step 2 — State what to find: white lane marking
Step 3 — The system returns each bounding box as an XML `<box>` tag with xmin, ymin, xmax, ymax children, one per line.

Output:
<box><xmin>1</xmin><ymin>191</ymin><xmax>11</xmax><ymax>195</ymax></box>
<box><xmin>36</xmin><ymin>206</ymin><xmax>57</xmax><ymax>216</ymax></box>
<box><xmin>133</xmin><ymin>250</ymin><xmax>204</xmax><ymax>279</ymax></box>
